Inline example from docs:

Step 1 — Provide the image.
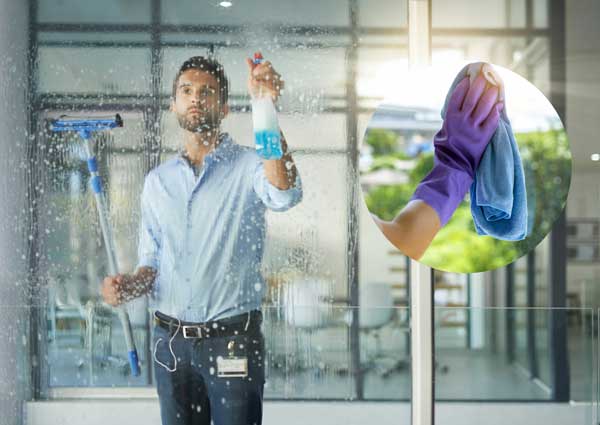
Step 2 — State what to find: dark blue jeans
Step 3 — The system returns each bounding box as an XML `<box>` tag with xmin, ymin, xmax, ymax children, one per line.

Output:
<box><xmin>152</xmin><ymin>317</ymin><xmax>265</xmax><ymax>425</ymax></box>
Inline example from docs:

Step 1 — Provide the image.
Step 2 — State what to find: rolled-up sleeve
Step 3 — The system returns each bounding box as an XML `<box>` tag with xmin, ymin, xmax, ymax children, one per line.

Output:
<box><xmin>253</xmin><ymin>161</ymin><xmax>303</xmax><ymax>212</ymax></box>
<box><xmin>136</xmin><ymin>173</ymin><xmax>161</xmax><ymax>271</ymax></box>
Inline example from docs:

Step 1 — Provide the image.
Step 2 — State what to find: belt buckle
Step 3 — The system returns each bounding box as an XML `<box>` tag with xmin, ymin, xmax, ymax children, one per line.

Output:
<box><xmin>182</xmin><ymin>325</ymin><xmax>206</xmax><ymax>339</ymax></box>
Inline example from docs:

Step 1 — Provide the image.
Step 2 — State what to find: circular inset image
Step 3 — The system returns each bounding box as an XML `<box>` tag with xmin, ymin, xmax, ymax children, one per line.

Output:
<box><xmin>361</xmin><ymin>62</ymin><xmax>571</xmax><ymax>273</ymax></box>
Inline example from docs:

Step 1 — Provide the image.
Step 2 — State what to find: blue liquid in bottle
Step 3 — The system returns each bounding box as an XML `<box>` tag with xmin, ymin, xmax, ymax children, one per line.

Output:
<box><xmin>251</xmin><ymin>53</ymin><xmax>283</xmax><ymax>160</ymax></box>
<box><xmin>254</xmin><ymin>129</ymin><xmax>283</xmax><ymax>160</ymax></box>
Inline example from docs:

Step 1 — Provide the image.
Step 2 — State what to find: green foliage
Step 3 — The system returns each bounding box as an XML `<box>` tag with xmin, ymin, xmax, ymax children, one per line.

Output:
<box><xmin>364</xmin><ymin>152</ymin><xmax>434</xmax><ymax>221</ymax></box>
<box><xmin>368</xmin><ymin>156</ymin><xmax>400</xmax><ymax>172</ymax></box>
<box><xmin>421</xmin><ymin>205</ymin><xmax>518</xmax><ymax>273</ymax></box>
<box><xmin>365</xmin><ymin>129</ymin><xmax>398</xmax><ymax>156</ymax></box>
<box><xmin>513</xmin><ymin>128</ymin><xmax>571</xmax><ymax>254</ymax></box>
<box><xmin>368</xmin><ymin>152</ymin><xmax>413</xmax><ymax>172</ymax></box>
<box><xmin>365</xmin><ymin>184</ymin><xmax>414</xmax><ymax>221</ymax></box>
<box><xmin>408</xmin><ymin>152</ymin><xmax>434</xmax><ymax>186</ymax></box>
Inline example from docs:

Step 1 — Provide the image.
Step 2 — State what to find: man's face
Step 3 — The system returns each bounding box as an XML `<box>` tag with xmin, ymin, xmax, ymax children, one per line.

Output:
<box><xmin>170</xmin><ymin>69</ymin><xmax>229</xmax><ymax>133</ymax></box>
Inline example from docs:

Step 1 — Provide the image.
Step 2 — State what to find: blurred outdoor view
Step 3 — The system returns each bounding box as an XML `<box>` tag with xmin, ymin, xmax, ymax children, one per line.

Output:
<box><xmin>361</xmin><ymin>65</ymin><xmax>572</xmax><ymax>273</ymax></box>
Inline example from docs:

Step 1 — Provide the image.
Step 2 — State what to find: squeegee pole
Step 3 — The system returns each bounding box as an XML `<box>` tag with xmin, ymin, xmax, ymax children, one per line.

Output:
<box><xmin>81</xmin><ymin>132</ymin><xmax>140</xmax><ymax>376</ymax></box>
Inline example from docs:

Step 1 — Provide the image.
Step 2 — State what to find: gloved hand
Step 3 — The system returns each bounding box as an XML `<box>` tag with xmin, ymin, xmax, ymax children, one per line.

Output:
<box><xmin>411</xmin><ymin>74</ymin><xmax>504</xmax><ymax>226</ymax></box>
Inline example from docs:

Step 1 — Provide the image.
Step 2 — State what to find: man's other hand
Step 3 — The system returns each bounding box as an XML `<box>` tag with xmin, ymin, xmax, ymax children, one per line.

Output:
<box><xmin>101</xmin><ymin>274</ymin><xmax>129</xmax><ymax>306</ymax></box>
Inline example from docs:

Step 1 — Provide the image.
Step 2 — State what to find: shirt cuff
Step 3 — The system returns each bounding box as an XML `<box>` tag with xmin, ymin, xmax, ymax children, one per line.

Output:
<box><xmin>265</xmin><ymin>174</ymin><xmax>303</xmax><ymax>211</ymax></box>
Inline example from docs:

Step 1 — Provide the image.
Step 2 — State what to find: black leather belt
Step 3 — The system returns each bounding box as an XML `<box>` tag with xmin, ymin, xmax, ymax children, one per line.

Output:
<box><xmin>153</xmin><ymin>310</ymin><xmax>262</xmax><ymax>339</ymax></box>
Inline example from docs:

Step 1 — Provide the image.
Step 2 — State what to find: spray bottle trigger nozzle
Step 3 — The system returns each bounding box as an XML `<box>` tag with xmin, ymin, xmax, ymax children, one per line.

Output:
<box><xmin>253</xmin><ymin>52</ymin><xmax>263</xmax><ymax>65</ymax></box>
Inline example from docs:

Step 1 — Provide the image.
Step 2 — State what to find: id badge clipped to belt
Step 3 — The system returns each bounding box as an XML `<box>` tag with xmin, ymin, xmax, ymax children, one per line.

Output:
<box><xmin>217</xmin><ymin>340</ymin><xmax>248</xmax><ymax>378</ymax></box>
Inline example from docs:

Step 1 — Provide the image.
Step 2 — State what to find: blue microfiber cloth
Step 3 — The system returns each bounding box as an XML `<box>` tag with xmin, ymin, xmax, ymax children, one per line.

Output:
<box><xmin>441</xmin><ymin>62</ymin><xmax>529</xmax><ymax>241</ymax></box>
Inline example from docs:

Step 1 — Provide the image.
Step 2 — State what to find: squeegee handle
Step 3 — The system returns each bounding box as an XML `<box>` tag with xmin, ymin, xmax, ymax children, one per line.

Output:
<box><xmin>85</xmin><ymin>152</ymin><xmax>140</xmax><ymax>377</ymax></box>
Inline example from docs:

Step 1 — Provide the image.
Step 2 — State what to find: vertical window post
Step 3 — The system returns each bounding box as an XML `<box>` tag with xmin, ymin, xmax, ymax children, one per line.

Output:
<box><xmin>408</xmin><ymin>1</ymin><xmax>434</xmax><ymax>424</ymax></box>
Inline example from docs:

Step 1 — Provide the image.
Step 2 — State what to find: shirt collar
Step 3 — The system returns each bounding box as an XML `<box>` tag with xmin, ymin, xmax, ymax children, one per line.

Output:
<box><xmin>177</xmin><ymin>132</ymin><xmax>235</xmax><ymax>168</ymax></box>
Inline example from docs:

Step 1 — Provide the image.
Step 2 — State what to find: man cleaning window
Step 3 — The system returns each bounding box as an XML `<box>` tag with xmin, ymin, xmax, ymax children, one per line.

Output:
<box><xmin>101</xmin><ymin>54</ymin><xmax>301</xmax><ymax>425</ymax></box>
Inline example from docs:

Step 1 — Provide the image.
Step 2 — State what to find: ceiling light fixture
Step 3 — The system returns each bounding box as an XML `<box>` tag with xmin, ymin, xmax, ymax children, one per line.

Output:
<box><xmin>219</xmin><ymin>1</ymin><xmax>233</xmax><ymax>7</ymax></box>
<box><xmin>591</xmin><ymin>153</ymin><xmax>600</xmax><ymax>161</ymax></box>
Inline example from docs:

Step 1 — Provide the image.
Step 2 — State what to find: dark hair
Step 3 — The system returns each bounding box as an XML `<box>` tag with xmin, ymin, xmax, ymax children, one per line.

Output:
<box><xmin>172</xmin><ymin>56</ymin><xmax>229</xmax><ymax>104</ymax></box>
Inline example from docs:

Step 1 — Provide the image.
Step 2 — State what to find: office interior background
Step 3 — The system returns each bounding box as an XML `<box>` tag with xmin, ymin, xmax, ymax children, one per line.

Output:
<box><xmin>0</xmin><ymin>0</ymin><xmax>599</xmax><ymax>424</ymax></box>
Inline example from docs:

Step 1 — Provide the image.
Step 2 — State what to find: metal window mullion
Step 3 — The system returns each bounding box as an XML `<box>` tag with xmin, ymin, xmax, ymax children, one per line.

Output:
<box><xmin>548</xmin><ymin>0</ymin><xmax>568</xmax><ymax>403</ymax></box>
<box><xmin>27</xmin><ymin>0</ymin><xmax>48</xmax><ymax>403</ymax></box>
<box><xmin>138</xmin><ymin>0</ymin><xmax>163</xmax><ymax>387</ymax></box>
<box><xmin>346</xmin><ymin>0</ymin><xmax>363</xmax><ymax>402</ymax></box>
<box><xmin>410</xmin><ymin>262</ymin><xmax>434</xmax><ymax>425</ymax></box>
<box><xmin>506</xmin><ymin>262</ymin><xmax>515</xmax><ymax>363</ymax></box>
<box><xmin>466</xmin><ymin>274</ymin><xmax>472</xmax><ymax>349</ymax></box>
<box><xmin>526</xmin><ymin>251</ymin><xmax>539</xmax><ymax>379</ymax></box>
<box><xmin>525</xmin><ymin>0</ymin><xmax>534</xmax><ymax>80</ymax></box>
<box><xmin>408</xmin><ymin>1</ymin><xmax>433</xmax><ymax>424</ymax></box>
<box><xmin>35</xmin><ymin>22</ymin><xmax>550</xmax><ymax>38</ymax></box>
<box><xmin>147</xmin><ymin>0</ymin><xmax>162</xmax><ymax>171</ymax></box>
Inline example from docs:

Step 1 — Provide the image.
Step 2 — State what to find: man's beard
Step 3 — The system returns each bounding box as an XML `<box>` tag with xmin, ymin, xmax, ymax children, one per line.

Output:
<box><xmin>176</xmin><ymin>109</ymin><xmax>221</xmax><ymax>133</ymax></box>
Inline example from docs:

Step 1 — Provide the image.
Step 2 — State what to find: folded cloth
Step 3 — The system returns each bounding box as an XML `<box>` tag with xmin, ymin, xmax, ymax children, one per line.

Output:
<box><xmin>441</xmin><ymin>62</ymin><xmax>529</xmax><ymax>240</ymax></box>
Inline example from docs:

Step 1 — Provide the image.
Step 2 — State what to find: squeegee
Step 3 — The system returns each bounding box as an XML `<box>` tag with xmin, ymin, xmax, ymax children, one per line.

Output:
<box><xmin>50</xmin><ymin>114</ymin><xmax>140</xmax><ymax>376</ymax></box>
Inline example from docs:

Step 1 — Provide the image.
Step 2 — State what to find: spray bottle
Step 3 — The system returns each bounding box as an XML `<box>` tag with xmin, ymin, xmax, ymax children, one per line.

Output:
<box><xmin>251</xmin><ymin>52</ymin><xmax>283</xmax><ymax>160</ymax></box>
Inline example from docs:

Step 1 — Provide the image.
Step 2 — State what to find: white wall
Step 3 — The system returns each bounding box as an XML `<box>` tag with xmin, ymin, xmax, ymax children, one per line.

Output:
<box><xmin>0</xmin><ymin>0</ymin><xmax>30</xmax><ymax>424</ymax></box>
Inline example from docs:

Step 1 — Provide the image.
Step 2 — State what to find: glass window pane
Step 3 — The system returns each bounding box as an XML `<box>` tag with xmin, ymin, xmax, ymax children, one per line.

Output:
<box><xmin>513</xmin><ymin>256</ymin><xmax>529</xmax><ymax>372</ymax></box>
<box><xmin>432</xmin><ymin>0</ymin><xmax>523</xmax><ymax>28</ymax></box>
<box><xmin>531</xmin><ymin>50</ymin><xmax>550</xmax><ymax>96</ymax></box>
<box><xmin>359</xmin><ymin>200</ymin><xmax>406</xmax><ymax>288</ymax></box>
<box><xmin>357</xmin><ymin>47</ymin><xmax>408</xmax><ymax>99</ymax></box>
<box><xmin>434</xmin><ymin>306</ymin><xmax>593</xmax><ymax>404</ymax></box>
<box><xmin>38</xmin><ymin>47</ymin><xmax>151</xmax><ymax>94</ymax></box>
<box><xmin>264</xmin><ymin>153</ymin><xmax>349</xmax><ymax>299</ymax></box>
<box><xmin>509</xmin><ymin>0</ymin><xmax>527</xmax><ymax>28</ymax></box>
<box><xmin>29</xmin><ymin>0</ymin><xmax>416</xmax><ymax>404</ymax></box>
<box><xmin>159</xmin><ymin>111</ymin><xmax>348</xmax><ymax>152</ymax></box>
<box><xmin>278</xmin><ymin>114</ymin><xmax>348</xmax><ymax>150</ymax></box>
<box><xmin>534</xmin><ymin>235</ymin><xmax>551</xmax><ymax>386</ymax></box>
<box><xmin>161</xmin><ymin>0</ymin><xmax>350</xmax><ymax>26</ymax></box>
<box><xmin>222</xmin><ymin>46</ymin><xmax>348</xmax><ymax>99</ymax></box>
<box><xmin>161</xmin><ymin>46</ymin><xmax>348</xmax><ymax>100</ymax></box>
<box><xmin>358</xmin><ymin>0</ymin><xmax>408</xmax><ymax>28</ymax></box>
<box><xmin>514</xmin><ymin>256</ymin><xmax>528</xmax><ymax>307</ymax></box>
<box><xmin>534</xmin><ymin>0</ymin><xmax>549</xmax><ymax>28</ymax></box>
<box><xmin>262</xmin><ymin>305</ymin><xmax>356</xmax><ymax>399</ymax></box>
<box><xmin>433</xmin><ymin>37</ymin><xmax>551</xmax><ymax>98</ymax></box>
<box><xmin>37</xmin><ymin>0</ymin><xmax>151</xmax><ymax>24</ymax></box>
<box><xmin>433</xmin><ymin>36</ymin><xmax>529</xmax><ymax>70</ymax></box>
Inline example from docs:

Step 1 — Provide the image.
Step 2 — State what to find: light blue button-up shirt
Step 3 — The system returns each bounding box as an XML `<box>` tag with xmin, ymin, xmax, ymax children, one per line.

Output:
<box><xmin>136</xmin><ymin>133</ymin><xmax>302</xmax><ymax>322</ymax></box>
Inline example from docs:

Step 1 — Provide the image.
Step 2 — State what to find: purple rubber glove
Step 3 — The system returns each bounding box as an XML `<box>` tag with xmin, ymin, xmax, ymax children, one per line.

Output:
<box><xmin>411</xmin><ymin>74</ymin><xmax>504</xmax><ymax>226</ymax></box>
